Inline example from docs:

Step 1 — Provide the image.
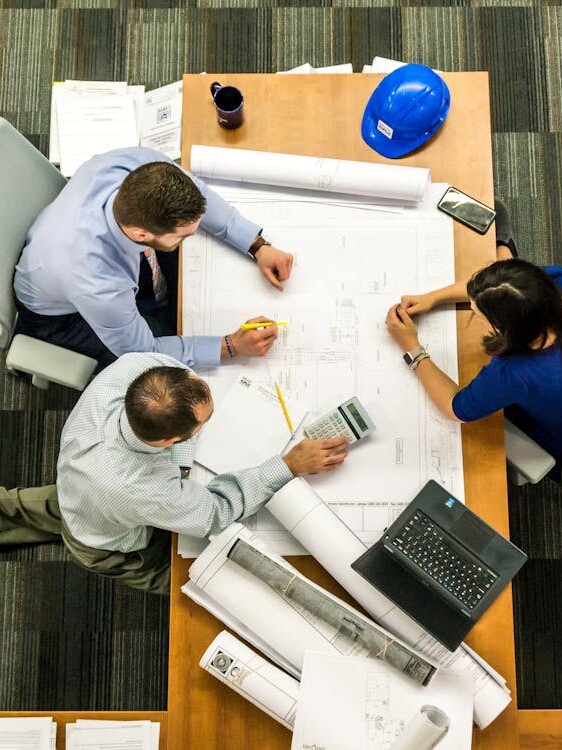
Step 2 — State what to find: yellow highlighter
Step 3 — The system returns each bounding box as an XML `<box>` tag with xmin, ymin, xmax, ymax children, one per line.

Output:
<box><xmin>275</xmin><ymin>383</ymin><xmax>294</xmax><ymax>434</ymax></box>
<box><xmin>241</xmin><ymin>321</ymin><xmax>288</xmax><ymax>331</ymax></box>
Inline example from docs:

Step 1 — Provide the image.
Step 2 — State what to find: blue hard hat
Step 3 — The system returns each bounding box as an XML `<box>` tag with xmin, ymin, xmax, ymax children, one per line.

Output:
<box><xmin>361</xmin><ymin>64</ymin><xmax>451</xmax><ymax>159</ymax></box>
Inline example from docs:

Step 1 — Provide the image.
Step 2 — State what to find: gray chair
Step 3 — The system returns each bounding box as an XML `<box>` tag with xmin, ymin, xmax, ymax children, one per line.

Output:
<box><xmin>0</xmin><ymin>117</ymin><xmax>97</xmax><ymax>390</ymax></box>
<box><xmin>504</xmin><ymin>418</ymin><xmax>556</xmax><ymax>486</ymax></box>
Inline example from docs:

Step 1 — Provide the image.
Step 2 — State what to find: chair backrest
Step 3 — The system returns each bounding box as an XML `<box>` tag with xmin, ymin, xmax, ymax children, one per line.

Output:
<box><xmin>0</xmin><ymin>118</ymin><xmax>66</xmax><ymax>349</ymax></box>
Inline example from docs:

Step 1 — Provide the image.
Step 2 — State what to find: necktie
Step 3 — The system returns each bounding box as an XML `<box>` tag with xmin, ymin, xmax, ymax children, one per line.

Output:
<box><xmin>143</xmin><ymin>248</ymin><xmax>168</xmax><ymax>302</ymax></box>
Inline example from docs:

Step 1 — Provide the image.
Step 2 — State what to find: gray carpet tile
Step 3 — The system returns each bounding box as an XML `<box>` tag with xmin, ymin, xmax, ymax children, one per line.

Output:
<box><xmin>1</xmin><ymin>0</ymin><xmax>562</xmax><ymax>711</ymax></box>
<box><xmin>0</xmin><ymin>553</ymin><xmax>169</xmax><ymax>710</ymax></box>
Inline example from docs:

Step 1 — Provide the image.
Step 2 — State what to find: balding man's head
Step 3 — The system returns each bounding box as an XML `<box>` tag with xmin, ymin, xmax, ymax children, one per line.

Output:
<box><xmin>125</xmin><ymin>366</ymin><xmax>212</xmax><ymax>444</ymax></box>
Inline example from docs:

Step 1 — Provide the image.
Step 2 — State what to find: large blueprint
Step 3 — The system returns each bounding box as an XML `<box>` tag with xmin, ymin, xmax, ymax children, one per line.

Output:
<box><xmin>181</xmin><ymin>180</ymin><xmax>464</xmax><ymax>555</ymax></box>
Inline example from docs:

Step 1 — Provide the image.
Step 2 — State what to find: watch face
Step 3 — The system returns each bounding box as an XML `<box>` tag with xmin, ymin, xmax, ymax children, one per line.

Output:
<box><xmin>403</xmin><ymin>352</ymin><xmax>413</xmax><ymax>365</ymax></box>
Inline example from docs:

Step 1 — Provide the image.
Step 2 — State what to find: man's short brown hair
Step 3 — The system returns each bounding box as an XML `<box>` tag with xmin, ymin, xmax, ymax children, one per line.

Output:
<box><xmin>125</xmin><ymin>366</ymin><xmax>211</xmax><ymax>442</ymax></box>
<box><xmin>113</xmin><ymin>162</ymin><xmax>207</xmax><ymax>235</ymax></box>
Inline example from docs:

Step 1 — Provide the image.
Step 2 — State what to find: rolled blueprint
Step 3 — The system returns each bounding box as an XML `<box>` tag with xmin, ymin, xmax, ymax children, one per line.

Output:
<box><xmin>227</xmin><ymin>538</ymin><xmax>436</xmax><ymax>686</ymax></box>
<box><xmin>200</xmin><ymin>630</ymin><xmax>299</xmax><ymax>729</ymax></box>
<box><xmin>190</xmin><ymin>145</ymin><xmax>431</xmax><ymax>203</ymax></box>
<box><xmin>266</xmin><ymin>479</ymin><xmax>512</xmax><ymax>729</ymax></box>
<box><xmin>185</xmin><ymin>524</ymin><xmax>436</xmax><ymax>687</ymax></box>
<box><xmin>390</xmin><ymin>705</ymin><xmax>449</xmax><ymax>750</ymax></box>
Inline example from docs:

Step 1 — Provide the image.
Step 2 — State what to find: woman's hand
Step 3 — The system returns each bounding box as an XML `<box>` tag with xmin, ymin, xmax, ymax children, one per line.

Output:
<box><xmin>385</xmin><ymin>304</ymin><xmax>421</xmax><ymax>353</ymax></box>
<box><xmin>399</xmin><ymin>292</ymin><xmax>436</xmax><ymax>316</ymax></box>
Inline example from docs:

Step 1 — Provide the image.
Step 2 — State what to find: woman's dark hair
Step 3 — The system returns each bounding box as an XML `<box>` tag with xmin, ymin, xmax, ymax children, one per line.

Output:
<box><xmin>467</xmin><ymin>259</ymin><xmax>562</xmax><ymax>356</ymax></box>
<box><xmin>125</xmin><ymin>366</ymin><xmax>212</xmax><ymax>442</ymax></box>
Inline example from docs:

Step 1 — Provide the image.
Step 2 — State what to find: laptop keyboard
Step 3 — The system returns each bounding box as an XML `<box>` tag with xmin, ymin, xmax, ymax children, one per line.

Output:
<box><xmin>388</xmin><ymin>510</ymin><xmax>498</xmax><ymax>610</ymax></box>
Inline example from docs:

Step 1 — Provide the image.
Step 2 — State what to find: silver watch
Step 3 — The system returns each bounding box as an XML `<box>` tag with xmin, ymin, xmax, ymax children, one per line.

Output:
<box><xmin>403</xmin><ymin>346</ymin><xmax>426</xmax><ymax>368</ymax></box>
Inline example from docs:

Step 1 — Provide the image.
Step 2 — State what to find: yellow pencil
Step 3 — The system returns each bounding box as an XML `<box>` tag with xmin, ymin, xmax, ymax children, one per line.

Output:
<box><xmin>241</xmin><ymin>321</ymin><xmax>288</xmax><ymax>331</ymax></box>
<box><xmin>275</xmin><ymin>383</ymin><xmax>294</xmax><ymax>434</ymax></box>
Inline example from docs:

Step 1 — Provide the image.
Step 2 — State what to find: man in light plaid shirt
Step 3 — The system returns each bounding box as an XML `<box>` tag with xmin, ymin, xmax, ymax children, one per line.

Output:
<box><xmin>0</xmin><ymin>353</ymin><xmax>348</xmax><ymax>594</ymax></box>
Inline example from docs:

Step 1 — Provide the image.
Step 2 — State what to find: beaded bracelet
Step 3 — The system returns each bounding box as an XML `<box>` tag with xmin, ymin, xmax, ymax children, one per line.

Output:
<box><xmin>224</xmin><ymin>334</ymin><xmax>236</xmax><ymax>358</ymax></box>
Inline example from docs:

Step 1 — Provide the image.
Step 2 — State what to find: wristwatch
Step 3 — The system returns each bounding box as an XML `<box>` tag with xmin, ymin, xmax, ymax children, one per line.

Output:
<box><xmin>403</xmin><ymin>345</ymin><xmax>428</xmax><ymax>370</ymax></box>
<box><xmin>248</xmin><ymin>233</ymin><xmax>272</xmax><ymax>261</ymax></box>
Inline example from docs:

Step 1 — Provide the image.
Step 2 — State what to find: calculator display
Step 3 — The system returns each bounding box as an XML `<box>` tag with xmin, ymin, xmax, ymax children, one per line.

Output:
<box><xmin>346</xmin><ymin>401</ymin><xmax>369</xmax><ymax>432</ymax></box>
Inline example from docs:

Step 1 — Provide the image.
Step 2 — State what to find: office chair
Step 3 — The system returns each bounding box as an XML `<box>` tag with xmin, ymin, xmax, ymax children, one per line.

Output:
<box><xmin>0</xmin><ymin>117</ymin><xmax>97</xmax><ymax>390</ymax></box>
<box><xmin>504</xmin><ymin>418</ymin><xmax>556</xmax><ymax>486</ymax></box>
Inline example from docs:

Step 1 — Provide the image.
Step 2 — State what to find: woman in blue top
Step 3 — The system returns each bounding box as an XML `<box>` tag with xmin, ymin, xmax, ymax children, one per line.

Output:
<box><xmin>386</xmin><ymin>251</ymin><xmax>562</xmax><ymax>480</ymax></box>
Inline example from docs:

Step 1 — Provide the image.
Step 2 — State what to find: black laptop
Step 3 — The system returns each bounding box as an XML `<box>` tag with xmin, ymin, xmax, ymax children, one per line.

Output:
<box><xmin>351</xmin><ymin>480</ymin><xmax>527</xmax><ymax>651</ymax></box>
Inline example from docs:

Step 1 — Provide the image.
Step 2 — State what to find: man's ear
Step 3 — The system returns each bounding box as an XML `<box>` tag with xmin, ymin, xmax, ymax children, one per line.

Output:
<box><xmin>162</xmin><ymin>436</ymin><xmax>181</xmax><ymax>448</ymax></box>
<box><xmin>131</xmin><ymin>227</ymin><xmax>150</xmax><ymax>243</ymax></box>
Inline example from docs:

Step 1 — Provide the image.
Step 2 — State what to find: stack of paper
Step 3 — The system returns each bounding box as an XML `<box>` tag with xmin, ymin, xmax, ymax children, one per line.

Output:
<box><xmin>49</xmin><ymin>79</ymin><xmax>183</xmax><ymax>176</ymax></box>
<box><xmin>363</xmin><ymin>56</ymin><xmax>441</xmax><ymax>74</ymax></box>
<box><xmin>0</xmin><ymin>717</ymin><xmax>56</xmax><ymax>750</ymax></box>
<box><xmin>278</xmin><ymin>63</ymin><xmax>353</xmax><ymax>74</ymax></box>
<box><xmin>66</xmin><ymin>720</ymin><xmax>159</xmax><ymax>749</ymax></box>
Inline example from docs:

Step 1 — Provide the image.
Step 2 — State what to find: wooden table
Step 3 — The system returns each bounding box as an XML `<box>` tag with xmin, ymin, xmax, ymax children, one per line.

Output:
<box><xmin>169</xmin><ymin>72</ymin><xmax>518</xmax><ymax>749</ymax></box>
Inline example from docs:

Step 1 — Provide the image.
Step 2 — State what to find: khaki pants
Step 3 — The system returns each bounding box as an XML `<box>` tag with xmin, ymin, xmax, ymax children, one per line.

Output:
<box><xmin>0</xmin><ymin>485</ymin><xmax>171</xmax><ymax>595</ymax></box>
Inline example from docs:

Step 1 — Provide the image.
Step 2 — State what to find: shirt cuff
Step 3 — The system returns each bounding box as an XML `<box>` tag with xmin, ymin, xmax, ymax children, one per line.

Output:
<box><xmin>258</xmin><ymin>455</ymin><xmax>295</xmax><ymax>492</ymax></box>
<box><xmin>190</xmin><ymin>335</ymin><xmax>223</xmax><ymax>369</ymax></box>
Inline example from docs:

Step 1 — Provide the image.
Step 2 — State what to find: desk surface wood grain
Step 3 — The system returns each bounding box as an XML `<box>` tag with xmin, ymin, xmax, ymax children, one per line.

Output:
<box><xmin>169</xmin><ymin>72</ymin><xmax>518</xmax><ymax>750</ymax></box>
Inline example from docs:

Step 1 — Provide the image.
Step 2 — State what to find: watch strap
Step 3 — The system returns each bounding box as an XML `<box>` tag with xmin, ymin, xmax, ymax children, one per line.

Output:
<box><xmin>403</xmin><ymin>345</ymin><xmax>426</xmax><ymax>367</ymax></box>
<box><xmin>248</xmin><ymin>234</ymin><xmax>272</xmax><ymax>260</ymax></box>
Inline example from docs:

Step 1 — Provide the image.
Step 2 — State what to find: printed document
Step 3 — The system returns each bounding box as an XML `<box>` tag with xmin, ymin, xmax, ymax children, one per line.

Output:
<box><xmin>66</xmin><ymin>722</ymin><xmax>152</xmax><ymax>750</ymax></box>
<box><xmin>56</xmin><ymin>93</ymin><xmax>138</xmax><ymax>177</ymax></box>
<box><xmin>195</xmin><ymin>374</ymin><xmax>306</xmax><ymax>474</ymax></box>
<box><xmin>292</xmin><ymin>652</ymin><xmax>472</xmax><ymax>750</ymax></box>
<box><xmin>73</xmin><ymin>720</ymin><xmax>159</xmax><ymax>750</ymax></box>
<box><xmin>140</xmin><ymin>80</ymin><xmax>183</xmax><ymax>160</ymax></box>
<box><xmin>0</xmin><ymin>717</ymin><xmax>55</xmax><ymax>750</ymax></box>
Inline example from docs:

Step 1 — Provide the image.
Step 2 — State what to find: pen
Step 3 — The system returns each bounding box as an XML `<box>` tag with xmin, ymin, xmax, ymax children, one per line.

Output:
<box><xmin>241</xmin><ymin>321</ymin><xmax>288</xmax><ymax>331</ymax></box>
<box><xmin>275</xmin><ymin>383</ymin><xmax>294</xmax><ymax>434</ymax></box>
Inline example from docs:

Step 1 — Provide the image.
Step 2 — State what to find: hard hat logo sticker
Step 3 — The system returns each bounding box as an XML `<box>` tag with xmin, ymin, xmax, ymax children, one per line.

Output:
<box><xmin>377</xmin><ymin>119</ymin><xmax>394</xmax><ymax>139</ymax></box>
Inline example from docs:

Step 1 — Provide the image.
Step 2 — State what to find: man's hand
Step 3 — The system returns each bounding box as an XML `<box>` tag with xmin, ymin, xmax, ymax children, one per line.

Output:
<box><xmin>385</xmin><ymin>304</ymin><xmax>421</xmax><ymax>353</ymax></box>
<box><xmin>255</xmin><ymin>244</ymin><xmax>294</xmax><ymax>291</ymax></box>
<box><xmin>282</xmin><ymin>436</ymin><xmax>348</xmax><ymax>476</ymax></box>
<box><xmin>399</xmin><ymin>292</ymin><xmax>436</xmax><ymax>316</ymax></box>
<box><xmin>225</xmin><ymin>316</ymin><xmax>278</xmax><ymax>358</ymax></box>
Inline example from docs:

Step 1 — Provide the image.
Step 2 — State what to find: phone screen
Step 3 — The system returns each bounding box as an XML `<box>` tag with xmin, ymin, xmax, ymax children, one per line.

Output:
<box><xmin>438</xmin><ymin>188</ymin><xmax>495</xmax><ymax>233</ymax></box>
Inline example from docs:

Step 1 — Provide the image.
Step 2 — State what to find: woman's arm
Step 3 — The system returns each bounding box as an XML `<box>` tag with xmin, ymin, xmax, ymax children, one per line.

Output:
<box><xmin>385</xmin><ymin>303</ymin><xmax>462</xmax><ymax>422</ymax></box>
<box><xmin>400</xmin><ymin>279</ymin><xmax>469</xmax><ymax>315</ymax></box>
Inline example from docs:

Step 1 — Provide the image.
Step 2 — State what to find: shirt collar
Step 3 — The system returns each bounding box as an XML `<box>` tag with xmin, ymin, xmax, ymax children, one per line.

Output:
<box><xmin>105</xmin><ymin>191</ymin><xmax>145</xmax><ymax>258</ymax></box>
<box><xmin>119</xmin><ymin>410</ymin><xmax>162</xmax><ymax>454</ymax></box>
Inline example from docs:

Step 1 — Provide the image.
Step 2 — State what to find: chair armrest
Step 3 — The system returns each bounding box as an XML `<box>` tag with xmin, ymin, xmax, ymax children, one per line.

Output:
<box><xmin>504</xmin><ymin>418</ymin><xmax>556</xmax><ymax>485</ymax></box>
<box><xmin>6</xmin><ymin>334</ymin><xmax>97</xmax><ymax>391</ymax></box>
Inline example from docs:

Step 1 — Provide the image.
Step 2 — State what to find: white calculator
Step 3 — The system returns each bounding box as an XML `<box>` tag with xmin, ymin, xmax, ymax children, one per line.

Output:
<box><xmin>304</xmin><ymin>396</ymin><xmax>375</xmax><ymax>444</ymax></box>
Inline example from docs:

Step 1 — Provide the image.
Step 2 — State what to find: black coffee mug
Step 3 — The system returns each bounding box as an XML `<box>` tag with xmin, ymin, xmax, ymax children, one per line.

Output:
<box><xmin>210</xmin><ymin>81</ymin><xmax>244</xmax><ymax>129</ymax></box>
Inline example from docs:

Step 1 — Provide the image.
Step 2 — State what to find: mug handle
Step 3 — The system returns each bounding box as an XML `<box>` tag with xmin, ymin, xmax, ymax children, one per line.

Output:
<box><xmin>210</xmin><ymin>81</ymin><xmax>222</xmax><ymax>98</ymax></box>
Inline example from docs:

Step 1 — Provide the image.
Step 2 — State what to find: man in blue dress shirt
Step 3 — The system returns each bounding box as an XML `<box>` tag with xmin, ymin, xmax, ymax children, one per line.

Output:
<box><xmin>14</xmin><ymin>147</ymin><xmax>294</xmax><ymax>370</ymax></box>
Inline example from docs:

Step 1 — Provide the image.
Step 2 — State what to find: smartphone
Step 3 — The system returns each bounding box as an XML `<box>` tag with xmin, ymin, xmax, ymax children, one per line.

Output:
<box><xmin>437</xmin><ymin>186</ymin><xmax>496</xmax><ymax>234</ymax></box>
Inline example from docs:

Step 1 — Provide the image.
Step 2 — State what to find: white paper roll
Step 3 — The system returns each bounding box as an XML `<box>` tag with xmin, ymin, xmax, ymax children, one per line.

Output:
<box><xmin>200</xmin><ymin>630</ymin><xmax>300</xmax><ymax>729</ymax></box>
<box><xmin>390</xmin><ymin>705</ymin><xmax>449</xmax><ymax>750</ymax></box>
<box><xmin>266</xmin><ymin>478</ymin><xmax>424</xmax><ymax>645</ymax></box>
<box><xmin>191</xmin><ymin>144</ymin><xmax>431</xmax><ymax>203</ymax></box>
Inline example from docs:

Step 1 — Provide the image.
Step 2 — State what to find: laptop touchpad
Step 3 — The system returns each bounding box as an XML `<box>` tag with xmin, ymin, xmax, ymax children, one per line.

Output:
<box><xmin>450</xmin><ymin>513</ymin><xmax>493</xmax><ymax>554</ymax></box>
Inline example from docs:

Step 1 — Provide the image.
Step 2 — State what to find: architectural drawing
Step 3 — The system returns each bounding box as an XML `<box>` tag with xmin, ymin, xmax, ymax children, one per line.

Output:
<box><xmin>181</xmin><ymin>181</ymin><xmax>464</xmax><ymax>554</ymax></box>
